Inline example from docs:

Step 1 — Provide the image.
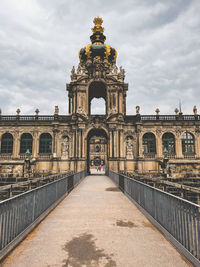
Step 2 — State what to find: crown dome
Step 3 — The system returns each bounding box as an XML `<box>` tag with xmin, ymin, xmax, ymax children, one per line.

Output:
<box><xmin>79</xmin><ymin>17</ymin><xmax>117</xmax><ymax>65</ymax></box>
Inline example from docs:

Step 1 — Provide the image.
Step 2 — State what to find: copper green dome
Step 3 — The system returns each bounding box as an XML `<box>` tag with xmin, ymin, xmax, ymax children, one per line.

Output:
<box><xmin>79</xmin><ymin>17</ymin><xmax>117</xmax><ymax>65</ymax></box>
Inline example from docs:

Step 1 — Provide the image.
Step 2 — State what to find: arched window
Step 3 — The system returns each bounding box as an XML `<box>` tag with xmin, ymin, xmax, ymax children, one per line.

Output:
<box><xmin>20</xmin><ymin>133</ymin><xmax>33</xmax><ymax>154</ymax></box>
<box><xmin>1</xmin><ymin>133</ymin><xmax>13</xmax><ymax>154</ymax></box>
<box><xmin>39</xmin><ymin>133</ymin><xmax>52</xmax><ymax>154</ymax></box>
<box><xmin>182</xmin><ymin>132</ymin><xmax>195</xmax><ymax>154</ymax></box>
<box><xmin>162</xmin><ymin>133</ymin><xmax>175</xmax><ymax>154</ymax></box>
<box><xmin>142</xmin><ymin>133</ymin><xmax>156</xmax><ymax>154</ymax></box>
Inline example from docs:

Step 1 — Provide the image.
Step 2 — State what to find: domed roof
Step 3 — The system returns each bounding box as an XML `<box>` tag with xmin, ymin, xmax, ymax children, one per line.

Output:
<box><xmin>79</xmin><ymin>17</ymin><xmax>117</xmax><ymax>65</ymax></box>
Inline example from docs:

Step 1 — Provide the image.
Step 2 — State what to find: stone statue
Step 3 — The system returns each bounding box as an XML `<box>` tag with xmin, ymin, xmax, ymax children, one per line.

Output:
<box><xmin>118</xmin><ymin>66</ymin><xmax>125</xmax><ymax>81</ymax></box>
<box><xmin>136</xmin><ymin>106</ymin><xmax>140</xmax><ymax>114</ymax></box>
<box><xmin>174</xmin><ymin>108</ymin><xmax>179</xmax><ymax>115</ymax></box>
<box><xmin>54</xmin><ymin>106</ymin><xmax>59</xmax><ymax>115</ymax></box>
<box><xmin>126</xmin><ymin>136</ymin><xmax>133</xmax><ymax>159</ymax></box>
<box><xmin>155</xmin><ymin>108</ymin><xmax>160</xmax><ymax>115</ymax></box>
<box><xmin>193</xmin><ymin>105</ymin><xmax>198</xmax><ymax>115</ymax></box>
<box><xmin>113</xmin><ymin>64</ymin><xmax>118</xmax><ymax>75</ymax></box>
<box><xmin>71</xmin><ymin>66</ymin><xmax>77</xmax><ymax>81</ymax></box>
<box><xmin>77</xmin><ymin>64</ymin><xmax>82</xmax><ymax>75</ymax></box>
<box><xmin>61</xmin><ymin>137</ymin><xmax>69</xmax><ymax>159</ymax></box>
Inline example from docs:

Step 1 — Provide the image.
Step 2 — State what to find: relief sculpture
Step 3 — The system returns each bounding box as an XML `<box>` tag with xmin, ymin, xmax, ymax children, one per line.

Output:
<box><xmin>126</xmin><ymin>136</ymin><xmax>134</xmax><ymax>160</ymax></box>
<box><xmin>61</xmin><ymin>136</ymin><xmax>69</xmax><ymax>159</ymax></box>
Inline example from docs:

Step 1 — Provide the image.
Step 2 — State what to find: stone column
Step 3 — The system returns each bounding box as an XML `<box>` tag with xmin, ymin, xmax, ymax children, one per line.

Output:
<box><xmin>117</xmin><ymin>91</ymin><xmax>119</xmax><ymax>113</ymax></box>
<box><xmin>80</xmin><ymin>129</ymin><xmax>83</xmax><ymax>158</ymax></box>
<box><xmin>72</xmin><ymin>94</ymin><xmax>75</xmax><ymax>114</ymax></box>
<box><xmin>68</xmin><ymin>97</ymin><xmax>71</xmax><ymax>114</ymax></box>
<box><xmin>156</xmin><ymin>133</ymin><xmax>162</xmax><ymax>158</ymax></box>
<box><xmin>119</xmin><ymin>130</ymin><xmax>124</xmax><ymax>158</ymax></box>
<box><xmin>138</xmin><ymin>133</ymin><xmax>143</xmax><ymax>158</ymax></box>
<box><xmin>72</xmin><ymin>130</ymin><xmax>76</xmax><ymax>158</ymax></box>
<box><xmin>32</xmin><ymin>131</ymin><xmax>39</xmax><ymax>158</ymax></box>
<box><xmin>123</xmin><ymin>93</ymin><xmax>126</xmax><ymax>114</ymax></box>
<box><xmin>53</xmin><ymin>129</ymin><xmax>59</xmax><ymax>158</ymax></box>
<box><xmin>118</xmin><ymin>92</ymin><xmax>123</xmax><ymax>114</ymax></box>
<box><xmin>175</xmin><ymin>135</ymin><xmax>183</xmax><ymax>158</ymax></box>
<box><xmin>13</xmin><ymin>132</ymin><xmax>20</xmax><ymax>158</ymax></box>
<box><xmin>109</xmin><ymin>131</ymin><xmax>112</xmax><ymax>158</ymax></box>
<box><xmin>75</xmin><ymin>91</ymin><xmax>77</xmax><ymax>114</ymax></box>
<box><xmin>114</xmin><ymin>130</ymin><xmax>118</xmax><ymax>158</ymax></box>
<box><xmin>77</xmin><ymin>129</ymin><xmax>80</xmax><ymax>158</ymax></box>
<box><xmin>195</xmin><ymin>132</ymin><xmax>200</xmax><ymax>158</ymax></box>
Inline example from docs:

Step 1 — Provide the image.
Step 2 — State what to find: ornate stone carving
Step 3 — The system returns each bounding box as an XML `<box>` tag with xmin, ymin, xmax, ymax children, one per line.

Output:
<box><xmin>77</xmin><ymin>106</ymin><xmax>88</xmax><ymax>118</ymax></box>
<box><xmin>126</xmin><ymin>136</ymin><xmax>134</xmax><ymax>159</ymax></box>
<box><xmin>156</xmin><ymin>128</ymin><xmax>162</xmax><ymax>137</ymax></box>
<box><xmin>175</xmin><ymin>128</ymin><xmax>182</xmax><ymax>137</ymax></box>
<box><xmin>61</xmin><ymin>136</ymin><xmax>69</xmax><ymax>159</ymax></box>
<box><xmin>113</xmin><ymin>64</ymin><xmax>118</xmax><ymax>75</ymax></box>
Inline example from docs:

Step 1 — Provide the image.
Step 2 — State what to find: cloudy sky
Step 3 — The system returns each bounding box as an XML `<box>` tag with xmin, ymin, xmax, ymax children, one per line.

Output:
<box><xmin>0</xmin><ymin>0</ymin><xmax>200</xmax><ymax>115</ymax></box>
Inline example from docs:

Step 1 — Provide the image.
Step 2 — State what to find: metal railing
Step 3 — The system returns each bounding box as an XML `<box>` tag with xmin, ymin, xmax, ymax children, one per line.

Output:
<box><xmin>0</xmin><ymin>170</ymin><xmax>86</xmax><ymax>260</ymax></box>
<box><xmin>108</xmin><ymin>170</ymin><xmax>200</xmax><ymax>266</ymax></box>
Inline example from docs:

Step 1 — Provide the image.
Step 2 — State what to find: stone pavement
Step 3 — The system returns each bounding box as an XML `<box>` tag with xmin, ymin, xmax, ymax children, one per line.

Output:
<box><xmin>2</xmin><ymin>175</ymin><xmax>193</xmax><ymax>267</ymax></box>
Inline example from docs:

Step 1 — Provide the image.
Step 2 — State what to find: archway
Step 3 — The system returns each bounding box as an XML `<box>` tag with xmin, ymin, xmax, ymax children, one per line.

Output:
<box><xmin>87</xmin><ymin>128</ymin><xmax>108</xmax><ymax>174</ymax></box>
<box><xmin>90</xmin><ymin>97</ymin><xmax>106</xmax><ymax>114</ymax></box>
<box><xmin>88</xmin><ymin>81</ymin><xmax>107</xmax><ymax>115</ymax></box>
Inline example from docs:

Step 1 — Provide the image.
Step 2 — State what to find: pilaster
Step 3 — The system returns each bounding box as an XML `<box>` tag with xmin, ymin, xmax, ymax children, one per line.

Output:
<box><xmin>175</xmin><ymin>134</ymin><xmax>184</xmax><ymax>158</ymax></box>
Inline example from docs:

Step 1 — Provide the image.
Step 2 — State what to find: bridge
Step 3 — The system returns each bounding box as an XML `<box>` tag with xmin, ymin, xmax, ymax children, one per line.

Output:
<box><xmin>0</xmin><ymin>171</ymin><xmax>200</xmax><ymax>266</ymax></box>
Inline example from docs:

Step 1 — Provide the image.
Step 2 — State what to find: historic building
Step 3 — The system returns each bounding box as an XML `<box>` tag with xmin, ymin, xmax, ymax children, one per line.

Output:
<box><xmin>0</xmin><ymin>17</ymin><xmax>200</xmax><ymax>178</ymax></box>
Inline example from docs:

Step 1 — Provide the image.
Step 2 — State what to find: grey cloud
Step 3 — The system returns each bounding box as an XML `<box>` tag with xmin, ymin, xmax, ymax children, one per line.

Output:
<box><xmin>0</xmin><ymin>0</ymin><xmax>199</xmax><ymax>115</ymax></box>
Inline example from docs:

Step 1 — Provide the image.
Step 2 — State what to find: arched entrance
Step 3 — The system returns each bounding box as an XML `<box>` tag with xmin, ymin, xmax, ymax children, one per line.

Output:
<box><xmin>87</xmin><ymin>129</ymin><xmax>108</xmax><ymax>174</ymax></box>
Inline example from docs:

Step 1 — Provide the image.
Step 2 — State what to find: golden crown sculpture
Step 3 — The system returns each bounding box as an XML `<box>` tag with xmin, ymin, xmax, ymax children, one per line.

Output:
<box><xmin>92</xmin><ymin>16</ymin><xmax>104</xmax><ymax>34</ymax></box>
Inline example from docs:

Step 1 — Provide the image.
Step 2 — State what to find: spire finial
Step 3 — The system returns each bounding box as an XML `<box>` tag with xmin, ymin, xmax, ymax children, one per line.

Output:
<box><xmin>92</xmin><ymin>16</ymin><xmax>104</xmax><ymax>34</ymax></box>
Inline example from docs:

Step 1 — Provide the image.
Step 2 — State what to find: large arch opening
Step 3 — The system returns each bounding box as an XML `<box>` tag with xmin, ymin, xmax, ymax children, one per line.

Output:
<box><xmin>88</xmin><ymin>82</ymin><xmax>107</xmax><ymax>115</ymax></box>
<box><xmin>87</xmin><ymin>128</ymin><xmax>108</xmax><ymax>174</ymax></box>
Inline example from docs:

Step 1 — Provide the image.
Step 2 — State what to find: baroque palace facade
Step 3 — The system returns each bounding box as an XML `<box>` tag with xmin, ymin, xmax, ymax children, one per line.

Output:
<box><xmin>0</xmin><ymin>17</ymin><xmax>200</xmax><ymax>178</ymax></box>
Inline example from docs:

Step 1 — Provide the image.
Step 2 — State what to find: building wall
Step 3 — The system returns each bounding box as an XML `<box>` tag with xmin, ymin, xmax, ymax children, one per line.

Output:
<box><xmin>0</xmin><ymin>117</ymin><xmax>199</xmax><ymax>178</ymax></box>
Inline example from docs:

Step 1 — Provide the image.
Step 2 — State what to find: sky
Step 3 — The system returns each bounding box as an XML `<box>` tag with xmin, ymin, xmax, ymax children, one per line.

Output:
<box><xmin>0</xmin><ymin>0</ymin><xmax>200</xmax><ymax>115</ymax></box>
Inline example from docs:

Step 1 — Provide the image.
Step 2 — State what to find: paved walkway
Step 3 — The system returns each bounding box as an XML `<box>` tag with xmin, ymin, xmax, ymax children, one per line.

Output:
<box><xmin>2</xmin><ymin>175</ymin><xmax>192</xmax><ymax>267</ymax></box>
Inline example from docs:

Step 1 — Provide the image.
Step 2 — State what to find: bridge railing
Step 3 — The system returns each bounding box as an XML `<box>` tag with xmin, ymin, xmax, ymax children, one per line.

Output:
<box><xmin>109</xmin><ymin>170</ymin><xmax>200</xmax><ymax>267</ymax></box>
<box><xmin>0</xmin><ymin>170</ymin><xmax>86</xmax><ymax>261</ymax></box>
